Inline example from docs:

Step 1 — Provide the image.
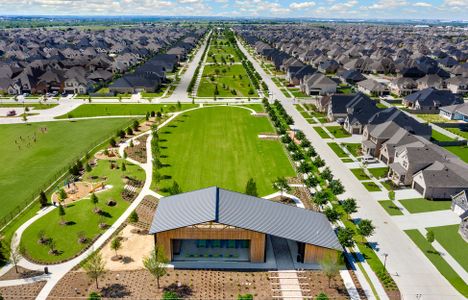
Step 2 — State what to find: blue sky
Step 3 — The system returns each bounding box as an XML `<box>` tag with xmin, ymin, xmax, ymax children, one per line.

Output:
<box><xmin>0</xmin><ymin>0</ymin><xmax>467</xmax><ymax>20</ymax></box>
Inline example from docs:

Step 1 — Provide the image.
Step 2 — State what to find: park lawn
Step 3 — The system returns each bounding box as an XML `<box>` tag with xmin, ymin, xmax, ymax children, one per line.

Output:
<box><xmin>399</xmin><ymin>198</ymin><xmax>452</xmax><ymax>214</ymax></box>
<box><xmin>155</xmin><ymin>106</ymin><xmax>295</xmax><ymax>196</ymax></box>
<box><xmin>342</xmin><ymin>143</ymin><xmax>361</xmax><ymax>157</ymax></box>
<box><xmin>431</xmin><ymin>129</ymin><xmax>456</xmax><ymax>142</ymax></box>
<box><xmin>368</xmin><ymin>167</ymin><xmax>389</xmax><ymax>179</ymax></box>
<box><xmin>446</xmin><ymin>128</ymin><xmax>468</xmax><ymax>140</ymax></box>
<box><xmin>21</xmin><ymin>159</ymin><xmax>145</xmax><ymax>263</ymax></box>
<box><xmin>197</xmin><ymin>77</ymin><xmax>256</xmax><ymax>98</ymax></box>
<box><xmin>325</xmin><ymin>126</ymin><xmax>351</xmax><ymax>138</ymax></box>
<box><xmin>328</xmin><ymin>143</ymin><xmax>349</xmax><ymax>158</ymax></box>
<box><xmin>378</xmin><ymin>200</ymin><xmax>404</xmax><ymax>216</ymax></box>
<box><xmin>362</xmin><ymin>181</ymin><xmax>381</xmax><ymax>192</ymax></box>
<box><xmin>0</xmin><ymin>103</ymin><xmax>58</xmax><ymax>110</ymax></box>
<box><xmin>405</xmin><ymin>229</ymin><xmax>468</xmax><ymax>297</ymax></box>
<box><xmin>443</xmin><ymin>145</ymin><xmax>468</xmax><ymax>163</ymax></box>
<box><xmin>313</xmin><ymin>127</ymin><xmax>331</xmax><ymax>139</ymax></box>
<box><xmin>0</xmin><ymin>118</ymin><xmax>134</xmax><ymax>221</ymax></box>
<box><xmin>56</xmin><ymin>103</ymin><xmax>196</xmax><ymax>119</ymax></box>
<box><xmin>203</xmin><ymin>64</ymin><xmax>247</xmax><ymax>78</ymax></box>
<box><xmin>350</xmin><ymin>168</ymin><xmax>371</xmax><ymax>181</ymax></box>
<box><xmin>427</xmin><ymin>225</ymin><xmax>468</xmax><ymax>272</ymax></box>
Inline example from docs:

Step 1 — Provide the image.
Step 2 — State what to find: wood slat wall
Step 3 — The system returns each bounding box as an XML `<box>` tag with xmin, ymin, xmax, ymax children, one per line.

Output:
<box><xmin>304</xmin><ymin>243</ymin><xmax>338</xmax><ymax>263</ymax></box>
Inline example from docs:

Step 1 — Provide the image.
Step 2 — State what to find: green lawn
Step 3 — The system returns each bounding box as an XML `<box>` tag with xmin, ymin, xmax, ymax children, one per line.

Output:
<box><xmin>427</xmin><ymin>225</ymin><xmax>468</xmax><ymax>272</ymax></box>
<box><xmin>0</xmin><ymin>118</ymin><xmax>134</xmax><ymax>221</ymax></box>
<box><xmin>56</xmin><ymin>104</ymin><xmax>196</xmax><ymax>119</ymax></box>
<box><xmin>443</xmin><ymin>145</ymin><xmax>468</xmax><ymax>163</ymax></box>
<box><xmin>405</xmin><ymin>229</ymin><xmax>468</xmax><ymax>297</ymax></box>
<box><xmin>197</xmin><ymin>76</ymin><xmax>257</xmax><ymax>98</ymax></box>
<box><xmin>313</xmin><ymin>127</ymin><xmax>331</xmax><ymax>139</ymax></box>
<box><xmin>399</xmin><ymin>198</ymin><xmax>452</xmax><ymax>214</ymax></box>
<box><xmin>328</xmin><ymin>143</ymin><xmax>349</xmax><ymax>158</ymax></box>
<box><xmin>431</xmin><ymin>129</ymin><xmax>456</xmax><ymax>142</ymax></box>
<box><xmin>368</xmin><ymin>167</ymin><xmax>389</xmax><ymax>179</ymax></box>
<box><xmin>155</xmin><ymin>106</ymin><xmax>295</xmax><ymax>196</ymax></box>
<box><xmin>21</xmin><ymin>159</ymin><xmax>145</xmax><ymax>263</ymax></box>
<box><xmin>446</xmin><ymin>128</ymin><xmax>468</xmax><ymax>140</ymax></box>
<box><xmin>325</xmin><ymin>126</ymin><xmax>351</xmax><ymax>138</ymax></box>
<box><xmin>342</xmin><ymin>143</ymin><xmax>361</xmax><ymax>157</ymax></box>
<box><xmin>350</xmin><ymin>168</ymin><xmax>371</xmax><ymax>181</ymax></box>
<box><xmin>378</xmin><ymin>200</ymin><xmax>404</xmax><ymax>216</ymax></box>
<box><xmin>362</xmin><ymin>181</ymin><xmax>381</xmax><ymax>192</ymax></box>
<box><xmin>342</xmin><ymin>158</ymin><xmax>354</xmax><ymax>163</ymax></box>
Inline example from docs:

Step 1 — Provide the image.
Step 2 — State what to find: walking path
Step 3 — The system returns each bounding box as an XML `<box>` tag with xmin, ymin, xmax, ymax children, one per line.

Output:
<box><xmin>237</xmin><ymin>36</ymin><xmax>464</xmax><ymax>299</ymax></box>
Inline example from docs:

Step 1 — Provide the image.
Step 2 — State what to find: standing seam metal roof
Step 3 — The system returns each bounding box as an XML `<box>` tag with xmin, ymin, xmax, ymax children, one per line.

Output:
<box><xmin>149</xmin><ymin>187</ymin><xmax>342</xmax><ymax>251</ymax></box>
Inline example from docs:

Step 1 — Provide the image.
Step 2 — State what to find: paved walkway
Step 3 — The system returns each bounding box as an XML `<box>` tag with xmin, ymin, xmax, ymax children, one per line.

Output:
<box><xmin>237</xmin><ymin>37</ymin><xmax>464</xmax><ymax>299</ymax></box>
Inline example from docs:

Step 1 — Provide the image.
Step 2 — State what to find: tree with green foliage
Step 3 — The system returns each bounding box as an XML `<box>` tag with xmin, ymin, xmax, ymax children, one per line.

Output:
<box><xmin>337</xmin><ymin>227</ymin><xmax>355</xmax><ymax>248</ymax></box>
<box><xmin>58</xmin><ymin>204</ymin><xmax>66</xmax><ymax>225</ymax></box>
<box><xmin>321</xmin><ymin>167</ymin><xmax>333</xmax><ymax>181</ymax></box>
<box><xmin>132</xmin><ymin>120</ymin><xmax>139</xmax><ymax>131</ymax></box>
<box><xmin>238</xmin><ymin>294</ymin><xmax>254</xmax><ymax>300</ymax></box>
<box><xmin>129</xmin><ymin>210</ymin><xmax>139</xmax><ymax>223</ymax></box>
<box><xmin>121</xmin><ymin>162</ymin><xmax>126</xmax><ymax>171</ymax></box>
<box><xmin>169</xmin><ymin>181</ymin><xmax>182</xmax><ymax>195</ymax></box>
<box><xmin>126</xmin><ymin>127</ymin><xmax>133</xmax><ymax>136</ymax></box>
<box><xmin>39</xmin><ymin>190</ymin><xmax>48</xmax><ymax>207</ymax></box>
<box><xmin>86</xmin><ymin>163</ymin><xmax>92</xmax><ymax>172</ymax></box>
<box><xmin>298</xmin><ymin>162</ymin><xmax>312</xmax><ymax>174</ymax></box>
<box><xmin>313</xmin><ymin>190</ymin><xmax>329</xmax><ymax>207</ymax></box>
<box><xmin>314</xmin><ymin>156</ymin><xmax>325</xmax><ymax>167</ymax></box>
<box><xmin>357</xmin><ymin>219</ymin><xmax>375</xmax><ymax>240</ymax></box>
<box><xmin>163</xmin><ymin>291</ymin><xmax>180</xmax><ymax>300</ymax></box>
<box><xmin>315</xmin><ymin>292</ymin><xmax>329</xmax><ymax>300</ymax></box>
<box><xmin>272</xmin><ymin>177</ymin><xmax>290</xmax><ymax>197</ymax></box>
<box><xmin>91</xmin><ymin>193</ymin><xmax>99</xmax><ymax>212</ymax></box>
<box><xmin>109</xmin><ymin>138</ymin><xmax>117</xmax><ymax>147</ymax></box>
<box><xmin>58</xmin><ymin>188</ymin><xmax>67</xmax><ymax>202</ymax></box>
<box><xmin>143</xmin><ymin>244</ymin><xmax>169</xmax><ymax>289</ymax></box>
<box><xmin>329</xmin><ymin>179</ymin><xmax>345</xmax><ymax>195</ymax></box>
<box><xmin>342</xmin><ymin>198</ymin><xmax>358</xmax><ymax>219</ymax></box>
<box><xmin>245</xmin><ymin>178</ymin><xmax>258</xmax><ymax>197</ymax></box>
<box><xmin>324</xmin><ymin>207</ymin><xmax>341</xmax><ymax>223</ymax></box>
<box><xmin>305</xmin><ymin>176</ymin><xmax>319</xmax><ymax>188</ymax></box>
<box><xmin>320</xmin><ymin>254</ymin><xmax>340</xmax><ymax>288</ymax></box>
<box><xmin>88</xmin><ymin>292</ymin><xmax>101</xmax><ymax>300</ymax></box>
<box><xmin>83</xmin><ymin>252</ymin><xmax>106</xmax><ymax>289</ymax></box>
<box><xmin>146</xmin><ymin>112</ymin><xmax>150</xmax><ymax>121</ymax></box>
<box><xmin>110</xmin><ymin>237</ymin><xmax>122</xmax><ymax>259</ymax></box>
<box><xmin>426</xmin><ymin>230</ymin><xmax>435</xmax><ymax>244</ymax></box>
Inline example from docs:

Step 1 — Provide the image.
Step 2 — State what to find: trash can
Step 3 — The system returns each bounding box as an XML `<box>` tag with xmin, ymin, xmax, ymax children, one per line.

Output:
<box><xmin>44</xmin><ymin>266</ymin><xmax>48</xmax><ymax>274</ymax></box>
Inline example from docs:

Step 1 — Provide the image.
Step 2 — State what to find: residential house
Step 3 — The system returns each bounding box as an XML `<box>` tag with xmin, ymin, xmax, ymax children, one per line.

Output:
<box><xmin>300</xmin><ymin>73</ymin><xmax>337</xmax><ymax>95</ymax></box>
<box><xmin>343</xmin><ymin>93</ymin><xmax>382</xmax><ymax>134</ymax></box>
<box><xmin>403</xmin><ymin>88</ymin><xmax>463</xmax><ymax>113</ymax></box>
<box><xmin>451</xmin><ymin>190</ymin><xmax>468</xmax><ymax>241</ymax></box>
<box><xmin>439</xmin><ymin>103</ymin><xmax>468</xmax><ymax>122</ymax></box>
<box><xmin>324</xmin><ymin>94</ymin><xmax>356</xmax><ymax>121</ymax></box>
<box><xmin>389</xmin><ymin>77</ymin><xmax>417</xmax><ymax>96</ymax></box>
<box><xmin>357</xmin><ymin>79</ymin><xmax>388</xmax><ymax>96</ymax></box>
<box><xmin>446</xmin><ymin>76</ymin><xmax>468</xmax><ymax>95</ymax></box>
<box><xmin>338</xmin><ymin>69</ymin><xmax>366</xmax><ymax>84</ymax></box>
<box><xmin>286</xmin><ymin>65</ymin><xmax>316</xmax><ymax>85</ymax></box>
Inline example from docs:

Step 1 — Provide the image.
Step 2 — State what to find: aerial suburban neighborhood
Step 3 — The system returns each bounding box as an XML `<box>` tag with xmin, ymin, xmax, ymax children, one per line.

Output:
<box><xmin>0</xmin><ymin>2</ymin><xmax>467</xmax><ymax>300</ymax></box>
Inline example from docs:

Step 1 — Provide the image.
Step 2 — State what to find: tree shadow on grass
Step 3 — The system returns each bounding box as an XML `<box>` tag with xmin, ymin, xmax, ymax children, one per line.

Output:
<box><xmin>65</xmin><ymin>221</ymin><xmax>77</xmax><ymax>226</ymax></box>
<box><xmin>101</xmin><ymin>283</ymin><xmax>131</xmax><ymax>298</ymax></box>
<box><xmin>168</xmin><ymin>125</ymin><xmax>178</xmax><ymax>128</ymax></box>
<box><xmin>98</xmin><ymin>211</ymin><xmax>112</xmax><ymax>218</ymax></box>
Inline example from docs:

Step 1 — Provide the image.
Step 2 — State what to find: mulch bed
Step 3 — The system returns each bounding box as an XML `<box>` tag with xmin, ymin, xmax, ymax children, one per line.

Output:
<box><xmin>49</xmin><ymin>269</ymin><xmax>273</xmax><ymax>299</ymax></box>
<box><xmin>300</xmin><ymin>270</ymin><xmax>351</xmax><ymax>299</ymax></box>
<box><xmin>0</xmin><ymin>266</ymin><xmax>43</xmax><ymax>281</ymax></box>
<box><xmin>126</xmin><ymin>135</ymin><xmax>148</xmax><ymax>164</ymax></box>
<box><xmin>0</xmin><ymin>281</ymin><xmax>46</xmax><ymax>300</ymax></box>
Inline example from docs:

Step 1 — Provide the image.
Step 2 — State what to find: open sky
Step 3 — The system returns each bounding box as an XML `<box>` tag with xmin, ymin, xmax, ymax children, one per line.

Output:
<box><xmin>0</xmin><ymin>0</ymin><xmax>466</xmax><ymax>20</ymax></box>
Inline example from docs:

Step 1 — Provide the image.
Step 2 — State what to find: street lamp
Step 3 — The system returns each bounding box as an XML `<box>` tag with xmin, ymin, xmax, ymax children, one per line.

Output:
<box><xmin>383</xmin><ymin>253</ymin><xmax>389</xmax><ymax>269</ymax></box>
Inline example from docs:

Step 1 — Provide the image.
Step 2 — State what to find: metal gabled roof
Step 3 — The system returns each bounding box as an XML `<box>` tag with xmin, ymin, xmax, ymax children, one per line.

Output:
<box><xmin>149</xmin><ymin>187</ymin><xmax>342</xmax><ymax>251</ymax></box>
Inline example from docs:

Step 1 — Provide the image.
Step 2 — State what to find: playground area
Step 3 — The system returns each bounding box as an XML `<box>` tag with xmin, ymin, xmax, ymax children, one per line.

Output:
<box><xmin>51</xmin><ymin>181</ymin><xmax>108</xmax><ymax>205</ymax></box>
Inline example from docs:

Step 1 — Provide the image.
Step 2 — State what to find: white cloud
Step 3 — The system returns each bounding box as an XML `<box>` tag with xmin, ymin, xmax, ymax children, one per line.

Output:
<box><xmin>443</xmin><ymin>0</ymin><xmax>468</xmax><ymax>6</ymax></box>
<box><xmin>368</xmin><ymin>0</ymin><xmax>408</xmax><ymax>9</ymax></box>
<box><xmin>289</xmin><ymin>1</ymin><xmax>315</xmax><ymax>10</ymax></box>
<box><xmin>413</xmin><ymin>2</ymin><xmax>432</xmax><ymax>7</ymax></box>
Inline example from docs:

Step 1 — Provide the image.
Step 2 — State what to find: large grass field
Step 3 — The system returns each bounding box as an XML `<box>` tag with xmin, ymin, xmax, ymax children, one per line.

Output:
<box><xmin>399</xmin><ymin>198</ymin><xmax>452</xmax><ymax>213</ymax></box>
<box><xmin>405</xmin><ymin>229</ymin><xmax>468</xmax><ymax>297</ymax></box>
<box><xmin>21</xmin><ymin>158</ymin><xmax>145</xmax><ymax>263</ymax></box>
<box><xmin>446</xmin><ymin>128</ymin><xmax>468</xmax><ymax>140</ymax></box>
<box><xmin>0</xmin><ymin>118</ymin><xmax>134</xmax><ymax>221</ymax></box>
<box><xmin>431</xmin><ymin>129</ymin><xmax>456</xmax><ymax>143</ymax></box>
<box><xmin>155</xmin><ymin>106</ymin><xmax>295</xmax><ymax>196</ymax></box>
<box><xmin>56</xmin><ymin>103</ymin><xmax>197</xmax><ymax>119</ymax></box>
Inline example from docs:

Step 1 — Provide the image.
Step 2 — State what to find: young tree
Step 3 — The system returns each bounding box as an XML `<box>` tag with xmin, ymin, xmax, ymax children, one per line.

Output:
<box><xmin>426</xmin><ymin>230</ymin><xmax>435</xmax><ymax>244</ymax></box>
<box><xmin>121</xmin><ymin>162</ymin><xmax>126</xmax><ymax>171</ymax></box>
<box><xmin>342</xmin><ymin>198</ymin><xmax>358</xmax><ymax>219</ymax></box>
<box><xmin>169</xmin><ymin>181</ymin><xmax>182</xmax><ymax>195</ymax></box>
<box><xmin>313</xmin><ymin>190</ymin><xmax>329</xmax><ymax>208</ymax></box>
<box><xmin>163</xmin><ymin>291</ymin><xmax>180</xmax><ymax>300</ymax></box>
<box><xmin>329</xmin><ymin>179</ymin><xmax>345</xmax><ymax>195</ymax></box>
<box><xmin>324</xmin><ymin>207</ymin><xmax>341</xmax><ymax>223</ymax></box>
<box><xmin>58</xmin><ymin>204</ymin><xmax>66</xmax><ymax>225</ymax></box>
<box><xmin>272</xmin><ymin>177</ymin><xmax>290</xmax><ymax>197</ymax></box>
<box><xmin>82</xmin><ymin>252</ymin><xmax>107</xmax><ymax>289</ymax></box>
<box><xmin>9</xmin><ymin>244</ymin><xmax>22</xmax><ymax>273</ymax></box>
<box><xmin>337</xmin><ymin>227</ymin><xmax>355</xmax><ymax>248</ymax></box>
<box><xmin>91</xmin><ymin>193</ymin><xmax>99</xmax><ymax>212</ymax></box>
<box><xmin>357</xmin><ymin>219</ymin><xmax>375</xmax><ymax>241</ymax></box>
<box><xmin>86</xmin><ymin>163</ymin><xmax>92</xmax><ymax>172</ymax></box>
<box><xmin>109</xmin><ymin>138</ymin><xmax>117</xmax><ymax>147</ymax></box>
<box><xmin>88</xmin><ymin>292</ymin><xmax>102</xmax><ymax>300</ymax></box>
<box><xmin>39</xmin><ymin>191</ymin><xmax>48</xmax><ymax>207</ymax></box>
<box><xmin>315</xmin><ymin>292</ymin><xmax>329</xmax><ymax>300</ymax></box>
<box><xmin>143</xmin><ymin>245</ymin><xmax>169</xmax><ymax>289</ymax></box>
<box><xmin>319</xmin><ymin>254</ymin><xmax>340</xmax><ymax>288</ymax></box>
<box><xmin>145</xmin><ymin>112</ymin><xmax>150</xmax><ymax>121</ymax></box>
<box><xmin>110</xmin><ymin>237</ymin><xmax>122</xmax><ymax>260</ymax></box>
<box><xmin>58</xmin><ymin>188</ymin><xmax>67</xmax><ymax>202</ymax></box>
<box><xmin>129</xmin><ymin>211</ymin><xmax>139</xmax><ymax>223</ymax></box>
<box><xmin>245</xmin><ymin>178</ymin><xmax>258</xmax><ymax>197</ymax></box>
<box><xmin>321</xmin><ymin>167</ymin><xmax>333</xmax><ymax>181</ymax></box>
<box><xmin>132</xmin><ymin>120</ymin><xmax>139</xmax><ymax>131</ymax></box>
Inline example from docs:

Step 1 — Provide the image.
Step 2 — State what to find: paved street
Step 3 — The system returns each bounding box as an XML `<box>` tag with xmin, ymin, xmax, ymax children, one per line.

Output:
<box><xmin>236</xmin><ymin>38</ymin><xmax>464</xmax><ymax>299</ymax></box>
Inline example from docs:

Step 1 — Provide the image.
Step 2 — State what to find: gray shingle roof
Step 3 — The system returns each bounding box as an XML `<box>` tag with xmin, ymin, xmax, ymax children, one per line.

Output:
<box><xmin>150</xmin><ymin>187</ymin><xmax>342</xmax><ymax>251</ymax></box>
